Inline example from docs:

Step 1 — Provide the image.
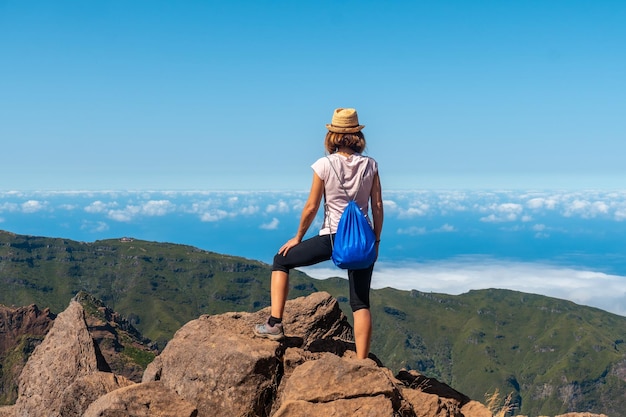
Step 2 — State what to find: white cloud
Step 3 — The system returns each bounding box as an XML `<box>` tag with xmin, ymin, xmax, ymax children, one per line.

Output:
<box><xmin>563</xmin><ymin>199</ymin><xmax>611</xmax><ymax>219</ymax></box>
<box><xmin>266</xmin><ymin>200</ymin><xmax>290</xmax><ymax>214</ymax></box>
<box><xmin>241</xmin><ymin>205</ymin><xmax>260</xmax><ymax>215</ymax></box>
<box><xmin>435</xmin><ymin>224</ymin><xmax>455</xmax><ymax>232</ymax></box>
<box><xmin>397</xmin><ymin>226</ymin><xmax>426</xmax><ymax>236</ymax></box>
<box><xmin>0</xmin><ymin>202</ymin><xmax>19</xmax><ymax>212</ymax></box>
<box><xmin>532</xmin><ymin>223</ymin><xmax>549</xmax><ymax>238</ymax></box>
<box><xmin>480</xmin><ymin>203</ymin><xmax>523</xmax><ymax>222</ymax></box>
<box><xmin>260</xmin><ymin>218</ymin><xmax>280</xmax><ymax>230</ymax></box>
<box><xmin>200</xmin><ymin>210</ymin><xmax>231</xmax><ymax>222</ymax></box>
<box><xmin>615</xmin><ymin>207</ymin><xmax>626</xmax><ymax>221</ymax></box>
<box><xmin>81</xmin><ymin>220</ymin><xmax>109</xmax><ymax>233</ymax></box>
<box><xmin>140</xmin><ymin>200</ymin><xmax>175</xmax><ymax>216</ymax></box>
<box><xmin>395</xmin><ymin>222</ymin><xmax>454</xmax><ymax>236</ymax></box>
<box><xmin>108</xmin><ymin>206</ymin><xmax>140</xmax><ymax>222</ymax></box>
<box><xmin>300</xmin><ymin>259</ymin><xmax>626</xmax><ymax>317</ymax></box>
<box><xmin>21</xmin><ymin>200</ymin><xmax>47</xmax><ymax>213</ymax></box>
<box><xmin>383</xmin><ymin>199</ymin><xmax>398</xmax><ymax>212</ymax></box>
<box><xmin>398</xmin><ymin>204</ymin><xmax>430</xmax><ymax>218</ymax></box>
<box><xmin>480</xmin><ymin>214</ymin><xmax>500</xmax><ymax>223</ymax></box>
<box><xmin>188</xmin><ymin>201</ymin><xmax>214</xmax><ymax>214</ymax></box>
<box><xmin>104</xmin><ymin>200</ymin><xmax>175</xmax><ymax>221</ymax></box>
<box><xmin>85</xmin><ymin>200</ymin><xmax>117</xmax><ymax>214</ymax></box>
<box><xmin>526</xmin><ymin>197</ymin><xmax>557</xmax><ymax>210</ymax></box>
<box><xmin>59</xmin><ymin>204</ymin><xmax>78</xmax><ymax>210</ymax></box>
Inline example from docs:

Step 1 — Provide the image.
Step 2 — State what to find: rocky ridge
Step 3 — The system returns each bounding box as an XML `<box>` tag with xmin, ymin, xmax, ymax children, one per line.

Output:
<box><xmin>0</xmin><ymin>304</ymin><xmax>55</xmax><ymax>405</ymax></box>
<box><xmin>0</xmin><ymin>292</ymin><xmax>611</xmax><ymax>417</ymax></box>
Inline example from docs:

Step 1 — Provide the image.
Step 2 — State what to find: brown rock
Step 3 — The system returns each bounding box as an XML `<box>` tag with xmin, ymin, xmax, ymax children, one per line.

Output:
<box><xmin>282</xmin><ymin>354</ymin><xmax>397</xmax><ymax>402</ymax></box>
<box><xmin>83</xmin><ymin>381</ymin><xmax>197</xmax><ymax>417</ymax></box>
<box><xmin>278</xmin><ymin>290</ymin><xmax>354</xmax><ymax>348</ymax></box>
<box><xmin>397</xmin><ymin>369</ymin><xmax>493</xmax><ymax>417</ymax></box>
<box><xmin>143</xmin><ymin>291</ymin><xmax>356</xmax><ymax>417</ymax></box>
<box><xmin>400</xmin><ymin>388</ymin><xmax>463</xmax><ymax>417</ymax></box>
<box><xmin>75</xmin><ymin>291</ymin><xmax>157</xmax><ymax>383</ymax></box>
<box><xmin>143</xmin><ymin>311</ymin><xmax>282</xmax><ymax>417</ymax></box>
<box><xmin>0</xmin><ymin>304</ymin><xmax>55</xmax><ymax>355</ymax></box>
<box><xmin>14</xmin><ymin>301</ymin><xmax>106</xmax><ymax>416</ymax></box>
<box><xmin>0</xmin><ymin>406</ymin><xmax>14</xmax><ymax>417</ymax></box>
<box><xmin>274</xmin><ymin>354</ymin><xmax>401</xmax><ymax>416</ymax></box>
<box><xmin>396</xmin><ymin>369</ymin><xmax>470</xmax><ymax>405</ymax></box>
<box><xmin>58</xmin><ymin>372</ymin><xmax>135</xmax><ymax>417</ymax></box>
<box><xmin>0</xmin><ymin>304</ymin><xmax>55</xmax><ymax>404</ymax></box>
<box><xmin>274</xmin><ymin>396</ymin><xmax>395</xmax><ymax>417</ymax></box>
<box><xmin>461</xmin><ymin>400</ymin><xmax>494</xmax><ymax>417</ymax></box>
<box><xmin>10</xmin><ymin>291</ymin><xmax>501</xmax><ymax>417</ymax></box>
<box><xmin>555</xmin><ymin>414</ymin><xmax>609</xmax><ymax>417</ymax></box>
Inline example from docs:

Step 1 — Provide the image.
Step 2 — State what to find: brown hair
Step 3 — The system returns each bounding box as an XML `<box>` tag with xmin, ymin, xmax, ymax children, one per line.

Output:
<box><xmin>324</xmin><ymin>131</ymin><xmax>367</xmax><ymax>154</ymax></box>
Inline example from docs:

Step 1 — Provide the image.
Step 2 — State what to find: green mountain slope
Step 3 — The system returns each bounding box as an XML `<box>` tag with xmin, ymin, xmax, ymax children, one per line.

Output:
<box><xmin>1</xmin><ymin>230</ymin><xmax>625</xmax><ymax>416</ymax></box>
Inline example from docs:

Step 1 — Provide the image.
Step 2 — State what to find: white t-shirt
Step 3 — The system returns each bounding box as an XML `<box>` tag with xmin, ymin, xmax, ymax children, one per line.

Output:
<box><xmin>311</xmin><ymin>153</ymin><xmax>378</xmax><ymax>235</ymax></box>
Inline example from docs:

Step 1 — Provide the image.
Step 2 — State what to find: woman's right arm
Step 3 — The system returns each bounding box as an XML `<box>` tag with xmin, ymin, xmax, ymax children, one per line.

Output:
<box><xmin>278</xmin><ymin>172</ymin><xmax>324</xmax><ymax>256</ymax></box>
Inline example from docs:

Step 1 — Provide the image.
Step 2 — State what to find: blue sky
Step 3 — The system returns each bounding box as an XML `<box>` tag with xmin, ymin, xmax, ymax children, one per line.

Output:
<box><xmin>1</xmin><ymin>1</ymin><xmax>625</xmax><ymax>191</ymax></box>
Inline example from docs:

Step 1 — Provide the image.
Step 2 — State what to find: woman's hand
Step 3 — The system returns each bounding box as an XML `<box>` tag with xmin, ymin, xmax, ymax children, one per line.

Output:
<box><xmin>278</xmin><ymin>237</ymin><xmax>302</xmax><ymax>256</ymax></box>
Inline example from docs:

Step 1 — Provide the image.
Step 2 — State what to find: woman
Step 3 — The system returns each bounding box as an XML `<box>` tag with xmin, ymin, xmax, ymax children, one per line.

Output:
<box><xmin>253</xmin><ymin>108</ymin><xmax>384</xmax><ymax>360</ymax></box>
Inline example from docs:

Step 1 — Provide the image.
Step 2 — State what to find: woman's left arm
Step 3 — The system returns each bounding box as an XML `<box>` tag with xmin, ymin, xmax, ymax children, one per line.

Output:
<box><xmin>370</xmin><ymin>172</ymin><xmax>384</xmax><ymax>255</ymax></box>
<box><xmin>278</xmin><ymin>172</ymin><xmax>324</xmax><ymax>256</ymax></box>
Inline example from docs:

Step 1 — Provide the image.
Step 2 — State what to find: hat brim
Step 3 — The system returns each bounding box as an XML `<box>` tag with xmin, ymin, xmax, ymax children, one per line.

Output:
<box><xmin>326</xmin><ymin>124</ymin><xmax>365</xmax><ymax>133</ymax></box>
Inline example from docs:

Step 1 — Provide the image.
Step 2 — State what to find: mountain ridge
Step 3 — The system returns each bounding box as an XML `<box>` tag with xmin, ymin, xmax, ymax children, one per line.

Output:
<box><xmin>1</xmin><ymin>229</ymin><xmax>625</xmax><ymax>415</ymax></box>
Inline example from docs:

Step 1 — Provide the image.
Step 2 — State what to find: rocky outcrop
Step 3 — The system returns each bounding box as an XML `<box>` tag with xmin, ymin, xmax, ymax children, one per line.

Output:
<box><xmin>140</xmin><ymin>291</ymin><xmax>488</xmax><ymax>417</ymax></box>
<box><xmin>0</xmin><ymin>294</ymin><xmax>156</xmax><ymax>408</ymax></box>
<box><xmin>13</xmin><ymin>300</ymin><xmax>131</xmax><ymax>417</ymax></box>
<box><xmin>74</xmin><ymin>291</ymin><xmax>157</xmax><ymax>382</ymax></box>
<box><xmin>141</xmin><ymin>291</ymin><xmax>357</xmax><ymax>416</ymax></box>
<box><xmin>0</xmin><ymin>407</ymin><xmax>14</xmax><ymax>417</ymax></box>
<box><xmin>83</xmin><ymin>381</ymin><xmax>197</xmax><ymax>417</ymax></box>
<box><xmin>17</xmin><ymin>291</ymin><xmax>615</xmax><ymax>416</ymax></box>
<box><xmin>554</xmin><ymin>414</ymin><xmax>609</xmax><ymax>417</ymax></box>
<box><xmin>272</xmin><ymin>353</ymin><xmax>402</xmax><ymax>416</ymax></box>
<box><xmin>57</xmin><ymin>372</ymin><xmax>135</xmax><ymax>417</ymax></box>
<box><xmin>0</xmin><ymin>304</ymin><xmax>55</xmax><ymax>404</ymax></box>
<box><xmin>0</xmin><ymin>304</ymin><xmax>55</xmax><ymax>355</ymax></box>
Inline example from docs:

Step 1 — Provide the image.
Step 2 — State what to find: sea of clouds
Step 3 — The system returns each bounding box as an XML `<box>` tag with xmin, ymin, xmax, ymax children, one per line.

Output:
<box><xmin>2</xmin><ymin>189</ymin><xmax>626</xmax><ymax>316</ymax></box>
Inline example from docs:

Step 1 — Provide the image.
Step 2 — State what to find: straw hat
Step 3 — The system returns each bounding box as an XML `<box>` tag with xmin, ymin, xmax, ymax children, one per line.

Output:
<box><xmin>325</xmin><ymin>108</ymin><xmax>365</xmax><ymax>133</ymax></box>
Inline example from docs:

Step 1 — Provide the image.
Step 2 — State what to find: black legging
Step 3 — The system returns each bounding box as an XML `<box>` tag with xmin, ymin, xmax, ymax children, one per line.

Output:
<box><xmin>272</xmin><ymin>234</ymin><xmax>374</xmax><ymax>312</ymax></box>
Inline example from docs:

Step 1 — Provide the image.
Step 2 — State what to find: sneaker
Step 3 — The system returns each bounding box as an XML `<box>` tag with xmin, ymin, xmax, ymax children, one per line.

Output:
<box><xmin>253</xmin><ymin>320</ymin><xmax>285</xmax><ymax>341</ymax></box>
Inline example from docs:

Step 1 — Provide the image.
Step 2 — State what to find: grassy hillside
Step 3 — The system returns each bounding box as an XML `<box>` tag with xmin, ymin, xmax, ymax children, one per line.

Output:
<box><xmin>1</xmin><ymin>230</ymin><xmax>625</xmax><ymax>415</ymax></box>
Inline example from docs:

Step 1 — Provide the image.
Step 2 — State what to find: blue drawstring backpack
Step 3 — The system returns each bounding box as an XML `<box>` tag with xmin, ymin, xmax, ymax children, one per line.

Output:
<box><xmin>327</xmin><ymin>157</ymin><xmax>377</xmax><ymax>270</ymax></box>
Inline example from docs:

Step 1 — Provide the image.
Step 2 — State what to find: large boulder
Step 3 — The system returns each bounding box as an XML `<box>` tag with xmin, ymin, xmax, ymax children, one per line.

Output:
<box><xmin>143</xmin><ymin>291</ymin><xmax>356</xmax><ymax>417</ymax></box>
<box><xmin>273</xmin><ymin>354</ymin><xmax>402</xmax><ymax>417</ymax></box>
<box><xmin>83</xmin><ymin>381</ymin><xmax>197</xmax><ymax>417</ymax></box>
<box><xmin>396</xmin><ymin>370</ymin><xmax>493</xmax><ymax>417</ymax></box>
<box><xmin>142</xmin><ymin>311</ymin><xmax>283</xmax><ymax>416</ymax></box>
<box><xmin>14</xmin><ymin>301</ymin><xmax>101</xmax><ymax>416</ymax></box>
<box><xmin>58</xmin><ymin>372</ymin><xmax>135</xmax><ymax>417</ymax></box>
<box><xmin>274</xmin><ymin>290</ymin><xmax>354</xmax><ymax>348</ymax></box>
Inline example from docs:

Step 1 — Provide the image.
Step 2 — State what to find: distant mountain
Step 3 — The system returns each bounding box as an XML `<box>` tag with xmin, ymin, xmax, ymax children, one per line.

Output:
<box><xmin>1</xmin><ymin>230</ymin><xmax>625</xmax><ymax>416</ymax></box>
<box><xmin>0</xmin><ymin>303</ymin><xmax>54</xmax><ymax>405</ymax></box>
